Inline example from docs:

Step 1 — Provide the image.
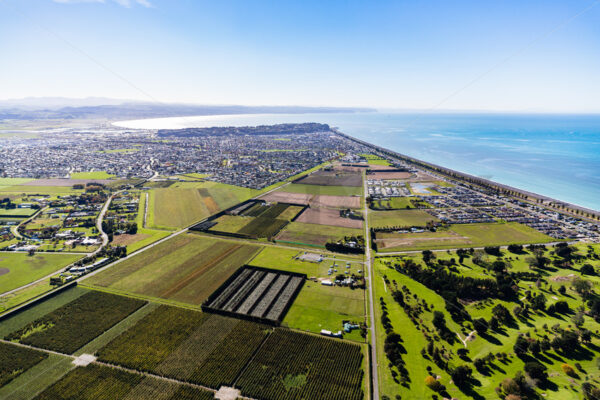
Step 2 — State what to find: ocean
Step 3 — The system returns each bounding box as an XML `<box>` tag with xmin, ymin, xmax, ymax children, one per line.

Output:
<box><xmin>114</xmin><ymin>112</ymin><xmax>600</xmax><ymax>211</ymax></box>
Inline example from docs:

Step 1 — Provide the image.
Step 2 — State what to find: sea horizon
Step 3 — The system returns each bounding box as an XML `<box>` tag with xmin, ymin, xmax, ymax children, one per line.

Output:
<box><xmin>114</xmin><ymin>112</ymin><xmax>600</xmax><ymax>212</ymax></box>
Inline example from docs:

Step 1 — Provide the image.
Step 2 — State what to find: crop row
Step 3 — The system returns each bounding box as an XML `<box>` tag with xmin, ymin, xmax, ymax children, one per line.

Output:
<box><xmin>223</xmin><ymin>270</ymin><xmax>265</xmax><ymax>312</ymax></box>
<box><xmin>97</xmin><ymin>305</ymin><xmax>270</xmax><ymax>389</ymax></box>
<box><xmin>238</xmin><ymin>216</ymin><xmax>288</xmax><ymax>239</ymax></box>
<box><xmin>185</xmin><ymin>320</ymin><xmax>269</xmax><ymax>388</ymax></box>
<box><xmin>250</xmin><ymin>274</ymin><xmax>290</xmax><ymax>318</ymax></box>
<box><xmin>265</xmin><ymin>276</ymin><xmax>302</xmax><ymax>321</ymax></box>
<box><xmin>237</xmin><ymin>329</ymin><xmax>364</xmax><ymax>400</ymax></box>
<box><xmin>5</xmin><ymin>291</ymin><xmax>146</xmax><ymax>354</ymax></box>
<box><xmin>35</xmin><ymin>363</ymin><xmax>215</xmax><ymax>400</ymax></box>
<box><xmin>0</xmin><ymin>342</ymin><xmax>48</xmax><ymax>388</ymax></box>
<box><xmin>208</xmin><ymin>268</ymin><xmax>253</xmax><ymax>309</ymax></box>
<box><xmin>237</xmin><ymin>272</ymin><xmax>277</xmax><ymax>314</ymax></box>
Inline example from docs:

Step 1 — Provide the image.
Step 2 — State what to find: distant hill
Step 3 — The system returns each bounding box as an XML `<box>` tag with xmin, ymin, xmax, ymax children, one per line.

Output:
<box><xmin>0</xmin><ymin>98</ymin><xmax>374</xmax><ymax>121</ymax></box>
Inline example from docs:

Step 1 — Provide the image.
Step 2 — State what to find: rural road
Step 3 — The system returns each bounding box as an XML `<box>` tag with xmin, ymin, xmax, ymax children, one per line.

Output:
<box><xmin>91</xmin><ymin>189</ymin><xmax>125</xmax><ymax>257</ymax></box>
<box><xmin>363</xmin><ymin>173</ymin><xmax>379</xmax><ymax>400</ymax></box>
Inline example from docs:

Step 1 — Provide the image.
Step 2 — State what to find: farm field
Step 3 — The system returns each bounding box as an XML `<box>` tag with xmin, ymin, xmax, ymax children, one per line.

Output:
<box><xmin>147</xmin><ymin>181</ymin><xmax>257</xmax><ymax>230</ymax></box>
<box><xmin>84</xmin><ymin>234</ymin><xmax>261</xmax><ymax>306</ymax></box>
<box><xmin>369</xmin><ymin>209</ymin><xmax>440</xmax><ymax>228</ymax></box>
<box><xmin>35</xmin><ymin>363</ymin><xmax>215</xmax><ymax>400</ymax></box>
<box><xmin>4</xmin><ymin>290</ymin><xmax>146</xmax><ymax>354</ymax></box>
<box><xmin>360</xmin><ymin>153</ymin><xmax>391</xmax><ymax>166</ymax></box>
<box><xmin>0</xmin><ymin>208</ymin><xmax>37</xmax><ymax>218</ymax></box>
<box><xmin>97</xmin><ymin>305</ymin><xmax>269</xmax><ymax>389</ymax></box>
<box><xmin>280</xmin><ymin>183</ymin><xmax>362</xmax><ymax>196</ymax></box>
<box><xmin>295</xmin><ymin>207</ymin><xmax>363</xmax><ymax>229</ymax></box>
<box><xmin>70</xmin><ymin>171</ymin><xmax>116</xmax><ymax>179</ymax></box>
<box><xmin>0</xmin><ymin>280</ymin><xmax>54</xmax><ymax>314</ymax></box>
<box><xmin>276</xmin><ymin>221</ymin><xmax>363</xmax><ymax>247</ymax></box>
<box><xmin>0</xmin><ymin>252</ymin><xmax>82</xmax><ymax>295</ymax></box>
<box><xmin>375</xmin><ymin>222</ymin><xmax>555</xmax><ymax>252</ymax></box>
<box><xmin>260</xmin><ymin>190</ymin><xmax>361</xmax><ymax>208</ymax></box>
<box><xmin>0</xmin><ymin>178</ymin><xmax>34</xmax><ymax>186</ymax></box>
<box><xmin>0</xmin><ymin>186</ymin><xmax>82</xmax><ymax>194</ymax></box>
<box><xmin>0</xmin><ymin>341</ymin><xmax>48</xmax><ymax>388</ymax></box>
<box><xmin>296</xmin><ymin>171</ymin><xmax>363</xmax><ymax>187</ymax></box>
<box><xmin>204</xmin><ymin>265</ymin><xmax>305</xmax><ymax>323</ymax></box>
<box><xmin>236</xmin><ymin>328</ymin><xmax>364</xmax><ymax>400</ymax></box>
<box><xmin>249</xmin><ymin>246</ymin><xmax>363</xmax><ymax>277</ymax></box>
<box><xmin>283</xmin><ymin>281</ymin><xmax>365</xmax><ymax>342</ymax></box>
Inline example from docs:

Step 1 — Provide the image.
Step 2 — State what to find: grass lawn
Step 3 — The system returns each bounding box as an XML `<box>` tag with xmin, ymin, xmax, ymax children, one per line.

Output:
<box><xmin>148</xmin><ymin>182</ymin><xmax>257</xmax><ymax>230</ymax></box>
<box><xmin>249</xmin><ymin>246</ymin><xmax>363</xmax><ymax>278</ymax></box>
<box><xmin>360</xmin><ymin>154</ymin><xmax>392</xmax><ymax>166</ymax></box>
<box><xmin>70</xmin><ymin>171</ymin><xmax>116</xmax><ymax>179</ymax></box>
<box><xmin>373</xmin><ymin>245</ymin><xmax>600</xmax><ymax>399</ymax></box>
<box><xmin>0</xmin><ymin>253</ymin><xmax>81</xmax><ymax>294</ymax></box>
<box><xmin>281</xmin><ymin>183</ymin><xmax>362</xmax><ymax>196</ymax></box>
<box><xmin>84</xmin><ymin>234</ymin><xmax>261</xmax><ymax>307</ymax></box>
<box><xmin>0</xmin><ymin>208</ymin><xmax>37</xmax><ymax>218</ymax></box>
<box><xmin>0</xmin><ymin>186</ymin><xmax>82</xmax><ymax>194</ymax></box>
<box><xmin>0</xmin><ymin>178</ymin><xmax>34</xmax><ymax>185</ymax></box>
<box><xmin>283</xmin><ymin>282</ymin><xmax>365</xmax><ymax>342</ymax></box>
<box><xmin>369</xmin><ymin>209</ymin><xmax>440</xmax><ymax>228</ymax></box>
<box><xmin>376</xmin><ymin>222</ymin><xmax>555</xmax><ymax>252</ymax></box>
<box><xmin>0</xmin><ymin>281</ymin><xmax>54</xmax><ymax>315</ymax></box>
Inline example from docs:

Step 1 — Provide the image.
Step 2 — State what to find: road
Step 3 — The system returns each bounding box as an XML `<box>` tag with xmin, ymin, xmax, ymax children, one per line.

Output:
<box><xmin>363</xmin><ymin>173</ymin><xmax>379</xmax><ymax>400</ymax></box>
<box><xmin>0</xmin><ymin>193</ymin><xmax>121</xmax><ymax>298</ymax></box>
<box><xmin>91</xmin><ymin>190</ymin><xmax>124</xmax><ymax>257</ymax></box>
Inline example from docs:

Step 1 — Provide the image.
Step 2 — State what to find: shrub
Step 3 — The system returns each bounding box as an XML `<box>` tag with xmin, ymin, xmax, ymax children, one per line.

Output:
<box><xmin>562</xmin><ymin>364</ymin><xmax>576</xmax><ymax>377</ymax></box>
<box><xmin>424</xmin><ymin>375</ymin><xmax>443</xmax><ymax>392</ymax></box>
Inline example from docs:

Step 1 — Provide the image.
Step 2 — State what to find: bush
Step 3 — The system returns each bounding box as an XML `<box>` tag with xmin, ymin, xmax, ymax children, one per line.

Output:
<box><xmin>562</xmin><ymin>364</ymin><xmax>576</xmax><ymax>377</ymax></box>
<box><xmin>424</xmin><ymin>375</ymin><xmax>443</xmax><ymax>392</ymax></box>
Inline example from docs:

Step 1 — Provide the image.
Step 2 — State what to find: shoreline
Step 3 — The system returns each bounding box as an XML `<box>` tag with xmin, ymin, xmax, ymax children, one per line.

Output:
<box><xmin>334</xmin><ymin>128</ymin><xmax>600</xmax><ymax>218</ymax></box>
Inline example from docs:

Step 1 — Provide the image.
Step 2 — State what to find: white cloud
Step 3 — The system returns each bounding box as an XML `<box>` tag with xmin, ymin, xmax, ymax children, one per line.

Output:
<box><xmin>53</xmin><ymin>0</ymin><xmax>152</xmax><ymax>7</ymax></box>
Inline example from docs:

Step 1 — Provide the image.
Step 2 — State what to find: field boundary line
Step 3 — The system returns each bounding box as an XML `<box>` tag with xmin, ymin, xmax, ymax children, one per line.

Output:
<box><xmin>231</xmin><ymin>329</ymin><xmax>273</xmax><ymax>388</ymax></box>
<box><xmin>79</xmin><ymin>284</ymin><xmax>203</xmax><ymax>311</ymax></box>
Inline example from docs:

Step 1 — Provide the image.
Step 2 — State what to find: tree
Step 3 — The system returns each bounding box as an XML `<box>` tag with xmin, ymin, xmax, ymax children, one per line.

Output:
<box><xmin>514</xmin><ymin>335</ymin><xmax>529</xmax><ymax>357</ymax></box>
<box><xmin>422</xmin><ymin>250</ymin><xmax>436</xmax><ymax>264</ymax></box>
<box><xmin>432</xmin><ymin>311</ymin><xmax>446</xmax><ymax>331</ymax></box>
<box><xmin>558</xmin><ymin>285</ymin><xmax>566</xmax><ymax>295</ymax></box>
<box><xmin>528</xmin><ymin>340</ymin><xmax>541</xmax><ymax>355</ymax></box>
<box><xmin>524</xmin><ymin>361</ymin><xmax>547</xmax><ymax>381</ymax></box>
<box><xmin>473</xmin><ymin>317</ymin><xmax>488</xmax><ymax>335</ymax></box>
<box><xmin>581</xmin><ymin>263</ymin><xmax>595</xmax><ymax>276</ymax></box>
<box><xmin>450</xmin><ymin>365</ymin><xmax>472</xmax><ymax>387</ymax></box>
<box><xmin>571</xmin><ymin>311</ymin><xmax>585</xmax><ymax>327</ymax></box>
<box><xmin>553</xmin><ymin>300</ymin><xmax>570</xmax><ymax>314</ymax></box>
<box><xmin>530</xmin><ymin>293</ymin><xmax>547</xmax><ymax>311</ymax></box>
<box><xmin>572</xmin><ymin>277</ymin><xmax>592</xmax><ymax>297</ymax></box>
<box><xmin>501</xmin><ymin>377</ymin><xmax>521</xmax><ymax>396</ymax></box>
<box><xmin>492</xmin><ymin>304</ymin><xmax>512</xmax><ymax>324</ymax></box>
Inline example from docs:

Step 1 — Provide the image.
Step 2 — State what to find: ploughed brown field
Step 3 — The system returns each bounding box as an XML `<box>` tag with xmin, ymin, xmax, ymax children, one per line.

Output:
<box><xmin>296</xmin><ymin>171</ymin><xmax>363</xmax><ymax>187</ymax></box>
<box><xmin>295</xmin><ymin>207</ymin><xmax>363</xmax><ymax>229</ymax></box>
<box><xmin>259</xmin><ymin>191</ymin><xmax>360</xmax><ymax>208</ymax></box>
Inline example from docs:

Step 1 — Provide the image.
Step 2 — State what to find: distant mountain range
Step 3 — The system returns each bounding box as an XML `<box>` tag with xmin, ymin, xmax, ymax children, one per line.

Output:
<box><xmin>0</xmin><ymin>97</ymin><xmax>374</xmax><ymax>121</ymax></box>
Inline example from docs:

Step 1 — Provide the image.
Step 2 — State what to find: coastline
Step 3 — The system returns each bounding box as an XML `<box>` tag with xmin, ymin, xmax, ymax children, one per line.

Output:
<box><xmin>112</xmin><ymin>113</ymin><xmax>600</xmax><ymax>215</ymax></box>
<box><xmin>334</xmin><ymin>128</ymin><xmax>600</xmax><ymax>219</ymax></box>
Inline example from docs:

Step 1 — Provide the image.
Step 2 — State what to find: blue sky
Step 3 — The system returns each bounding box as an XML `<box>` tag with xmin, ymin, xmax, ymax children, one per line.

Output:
<box><xmin>1</xmin><ymin>0</ymin><xmax>599</xmax><ymax>111</ymax></box>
